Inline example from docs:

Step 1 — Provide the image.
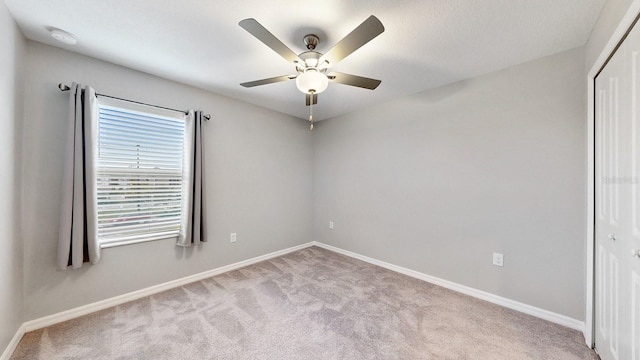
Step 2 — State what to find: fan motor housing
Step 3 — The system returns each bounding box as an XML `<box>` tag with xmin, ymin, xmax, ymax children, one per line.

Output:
<box><xmin>297</xmin><ymin>51</ymin><xmax>325</xmax><ymax>72</ymax></box>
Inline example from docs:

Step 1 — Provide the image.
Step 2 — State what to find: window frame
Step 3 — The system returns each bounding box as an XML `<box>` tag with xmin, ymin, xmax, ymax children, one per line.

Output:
<box><xmin>95</xmin><ymin>95</ymin><xmax>187</xmax><ymax>249</ymax></box>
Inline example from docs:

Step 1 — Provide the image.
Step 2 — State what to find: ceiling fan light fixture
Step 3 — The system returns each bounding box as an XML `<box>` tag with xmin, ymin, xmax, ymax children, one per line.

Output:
<box><xmin>296</xmin><ymin>68</ymin><xmax>328</xmax><ymax>94</ymax></box>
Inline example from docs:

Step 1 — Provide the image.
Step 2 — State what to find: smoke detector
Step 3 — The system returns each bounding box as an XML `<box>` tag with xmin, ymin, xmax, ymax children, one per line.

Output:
<box><xmin>50</xmin><ymin>28</ymin><xmax>77</xmax><ymax>45</ymax></box>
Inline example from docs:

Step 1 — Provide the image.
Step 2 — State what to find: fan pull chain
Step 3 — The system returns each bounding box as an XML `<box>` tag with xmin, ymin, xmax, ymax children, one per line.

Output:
<box><xmin>309</xmin><ymin>91</ymin><xmax>314</xmax><ymax>131</ymax></box>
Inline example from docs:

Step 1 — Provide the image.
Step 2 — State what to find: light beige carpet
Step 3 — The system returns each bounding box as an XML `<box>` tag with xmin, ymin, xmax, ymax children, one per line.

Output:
<box><xmin>12</xmin><ymin>246</ymin><xmax>598</xmax><ymax>359</ymax></box>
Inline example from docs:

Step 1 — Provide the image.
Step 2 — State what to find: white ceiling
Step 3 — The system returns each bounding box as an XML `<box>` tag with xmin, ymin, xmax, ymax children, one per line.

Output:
<box><xmin>4</xmin><ymin>0</ymin><xmax>606</xmax><ymax>121</ymax></box>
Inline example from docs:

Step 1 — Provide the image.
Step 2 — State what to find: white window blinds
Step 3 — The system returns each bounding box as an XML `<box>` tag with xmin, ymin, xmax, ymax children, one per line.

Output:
<box><xmin>96</xmin><ymin>96</ymin><xmax>186</xmax><ymax>247</ymax></box>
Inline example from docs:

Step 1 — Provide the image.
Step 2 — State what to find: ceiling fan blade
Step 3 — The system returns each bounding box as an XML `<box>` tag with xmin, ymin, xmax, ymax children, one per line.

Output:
<box><xmin>305</xmin><ymin>93</ymin><xmax>318</xmax><ymax>106</ymax></box>
<box><xmin>319</xmin><ymin>15</ymin><xmax>384</xmax><ymax>68</ymax></box>
<box><xmin>239</xmin><ymin>18</ymin><xmax>302</xmax><ymax>64</ymax></box>
<box><xmin>328</xmin><ymin>72</ymin><xmax>381</xmax><ymax>90</ymax></box>
<box><xmin>240</xmin><ymin>75</ymin><xmax>295</xmax><ymax>88</ymax></box>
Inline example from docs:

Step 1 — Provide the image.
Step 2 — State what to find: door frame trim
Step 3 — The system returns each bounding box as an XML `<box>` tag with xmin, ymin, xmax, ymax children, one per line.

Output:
<box><xmin>587</xmin><ymin>0</ymin><xmax>640</xmax><ymax>347</ymax></box>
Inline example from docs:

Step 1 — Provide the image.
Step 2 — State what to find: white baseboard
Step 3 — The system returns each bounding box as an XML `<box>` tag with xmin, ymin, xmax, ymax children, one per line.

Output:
<box><xmin>0</xmin><ymin>324</ymin><xmax>25</xmax><ymax>360</ymax></box>
<box><xmin>313</xmin><ymin>241</ymin><xmax>585</xmax><ymax>332</ymax></box>
<box><xmin>22</xmin><ymin>242</ymin><xmax>315</xmax><ymax>332</ymax></box>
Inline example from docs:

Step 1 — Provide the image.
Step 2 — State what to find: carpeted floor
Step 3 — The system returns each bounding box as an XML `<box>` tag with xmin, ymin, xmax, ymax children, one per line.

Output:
<box><xmin>11</xmin><ymin>246</ymin><xmax>598</xmax><ymax>359</ymax></box>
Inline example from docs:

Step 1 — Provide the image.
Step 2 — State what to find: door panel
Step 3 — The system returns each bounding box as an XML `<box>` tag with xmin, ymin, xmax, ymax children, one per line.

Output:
<box><xmin>609</xmin><ymin>254</ymin><xmax>619</xmax><ymax>359</ymax></box>
<box><xmin>631</xmin><ymin>49</ymin><xmax>640</xmax><ymax>237</ymax></box>
<box><xmin>627</xmin><ymin>21</ymin><xmax>640</xmax><ymax>360</ymax></box>
<box><xmin>596</xmin><ymin>40</ymin><xmax>624</xmax><ymax>360</ymax></box>
<box><xmin>599</xmin><ymin>244</ymin><xmax>608</xmax><ymax>340</ymax></box>
<box><xmin>608</xmin><ymin>76</ymin><xmax>620</xmax><ymax>227</ymax></box>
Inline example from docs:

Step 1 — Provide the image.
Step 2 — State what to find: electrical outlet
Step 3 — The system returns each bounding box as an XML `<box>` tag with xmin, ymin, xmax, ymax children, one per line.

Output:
<box><xmin>493</xmin><ymin>252</ymin><xmax>504</xmax><ymax>267</ymax></box>
<box><xmin>230</xmin><ymin>233</ymin><xmax>237</xmax><ymax>243</ymax></box>
<box><xmin>329</xmin><ymin>221</ymin><xmax>334</xmax><ymax>229</ymax></box>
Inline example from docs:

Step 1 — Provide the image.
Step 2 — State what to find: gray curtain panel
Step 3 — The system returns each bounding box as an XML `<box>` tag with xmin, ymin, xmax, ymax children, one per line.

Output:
<box><xmin>57</xmin><ymin>83</ymin><xmax>100</xmax><ymax>270</ymax></box>
<box><xmin>177</xmin><ymin>110</ymin><xmax>207</xmax><ymax>246</ymax></box>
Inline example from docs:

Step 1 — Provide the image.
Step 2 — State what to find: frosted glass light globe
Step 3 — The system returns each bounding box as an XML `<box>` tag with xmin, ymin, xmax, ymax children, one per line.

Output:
<box><xmin>296</xmin><ymin>69</ymin><xmax>328</xmax><ymax>94</ymax></box>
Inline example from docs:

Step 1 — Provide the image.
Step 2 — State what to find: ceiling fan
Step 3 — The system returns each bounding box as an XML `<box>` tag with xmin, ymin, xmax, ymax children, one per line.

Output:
<box><xmin>239</xmin><ymin>15</ymin><xmax>385</xmax><ymax>125</ymax></box>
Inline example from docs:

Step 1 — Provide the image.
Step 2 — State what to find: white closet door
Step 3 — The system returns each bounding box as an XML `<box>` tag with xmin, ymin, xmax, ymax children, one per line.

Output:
<box><xmin>595</xmin><ymin>16</ymin><xmax>640</xmax><ymax>360</ymax></box>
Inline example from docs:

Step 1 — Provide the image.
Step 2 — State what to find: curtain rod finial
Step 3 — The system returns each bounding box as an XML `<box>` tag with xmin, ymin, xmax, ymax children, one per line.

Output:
<box><xmin>58</xmin><ymin>83</ymin><xmax>70</xmax><ymax>91</ymax></box>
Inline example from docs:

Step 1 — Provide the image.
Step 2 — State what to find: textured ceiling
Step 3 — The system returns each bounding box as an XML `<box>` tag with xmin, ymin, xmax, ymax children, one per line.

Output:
<box><xmin>4</xmin><ymin>0</ymin><xmax>606</xmax><ymax>121</ymax></box>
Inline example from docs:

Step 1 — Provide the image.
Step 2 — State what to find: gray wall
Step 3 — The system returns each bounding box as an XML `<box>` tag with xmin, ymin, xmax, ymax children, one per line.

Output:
<box><xmin>313</xmin><ymin>47</ymin><xmax>587</xmax><ymax>321</ymax></box>
<box><xmin>21</xmin><ymin>42</ymin><xmax>314</xmax><ymax>320</ymax></box>
<box><xmin>0</xmin><ymin>1</ymin><xmax>24</xmax><ymax>352</ymax></box>
<box><xmin>585</xmin><ymin>0</ymin><xmax>634</xmax><ymax>71</ymax></box>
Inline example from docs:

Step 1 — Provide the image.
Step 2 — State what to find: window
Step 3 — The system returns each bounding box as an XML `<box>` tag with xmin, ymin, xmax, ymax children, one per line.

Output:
<box><xmin>96</xmin><ymin>96</ymin><xmax>186</xmax><ymax>248</ymax></box>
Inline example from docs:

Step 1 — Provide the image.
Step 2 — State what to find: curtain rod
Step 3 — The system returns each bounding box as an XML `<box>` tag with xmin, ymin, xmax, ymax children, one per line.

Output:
<box><xmin>58</xmin><ymin>83</ymin><xmax>210</xmax><ymax>120</ymax></box>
